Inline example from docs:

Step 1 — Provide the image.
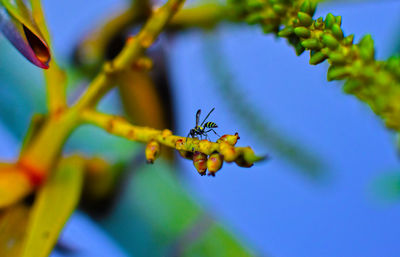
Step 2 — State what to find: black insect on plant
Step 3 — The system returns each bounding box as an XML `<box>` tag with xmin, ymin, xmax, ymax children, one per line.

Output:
<box><xmin>188</xmin><ymin>108</ymin><xmax>220</xmax><ymax>140</ymax></box>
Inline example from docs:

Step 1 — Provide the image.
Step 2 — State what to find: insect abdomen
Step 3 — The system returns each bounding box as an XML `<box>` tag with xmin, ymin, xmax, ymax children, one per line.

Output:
<box><xmin>204</xmin><ymin>122</ymin><xmax>217</xmax><ymax>128</ymax></box>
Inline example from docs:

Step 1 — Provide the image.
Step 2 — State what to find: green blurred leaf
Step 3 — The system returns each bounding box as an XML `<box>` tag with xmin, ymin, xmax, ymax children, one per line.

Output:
<box><xmin>0</xmin><ymin>37</ymin><xmax>46</xmax><ymax>139</ymax></box>
<box><xmin>101</xmin><ymin>162</ymin><xmax>256</xmax><ymax>256</ymax></box>
<box><xmin>20</xmin><ymin>156</ymin><xmax>84</xmax><ymax>257</ymax></box>
<box><xmin>371</xmin><ymin>171</ymin><xmax>400</xmax><ymax>202</ymax></box>
<box><xmin>130</xmin><ymin>164</ymin><xmax>201</xmax><ymax>237</ymax></box>
<box><xmin>182</xmin><ymin>223</ymin><xmax>254</xmax><ymax>257</ymax></box>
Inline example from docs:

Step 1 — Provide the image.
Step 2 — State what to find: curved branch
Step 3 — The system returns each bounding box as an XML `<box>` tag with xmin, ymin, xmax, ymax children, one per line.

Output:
<box><xmin>19</xmin><ymin>0</ymin><xmax>187</xmax><ymax>185</ymax></box>
<box><xmin>81</xmin><ymin>110</ymin><xmax>266</xmax><ymax>175</ymax></box>
<box><xmin>74</xmin><ymin>0</ymin><xmax>186</xmax><ymax>110</ymax></box>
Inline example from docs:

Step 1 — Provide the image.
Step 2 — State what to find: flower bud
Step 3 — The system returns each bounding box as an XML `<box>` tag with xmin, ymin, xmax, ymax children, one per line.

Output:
<box><xmin>145</xmin><ymin>141</ymin><xmax>160</xmax><ymax>164</ymax></box>
<box><xmin>217</xmin><ymin>133</ymin><xmax>240</xmax><ymax>146</ymax></box>
<box><xmin>219</xmin><ymin>142</ymin><xmax>236</xmax><ymax>162</ymax></box>
<box><xmin>207</xmin><ymin>153</ymin><xmax>223</xmax><ymax>176</ymax></box>
<box><xmin>199</xmin><ymin>139</ymin><xmax>213</xmax><ymax>153</ymax></box>
<box><xmin>193</xmin><ymin>152</ymin><xmax>207</xmax><ymax>176</ymax></box>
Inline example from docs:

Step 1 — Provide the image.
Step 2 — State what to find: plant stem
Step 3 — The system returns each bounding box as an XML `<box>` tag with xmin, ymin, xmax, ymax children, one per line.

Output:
<box><xmin>30</xmin><ymin>0</ymin><xmax>68</xmax><ymax>114</ymax></box>
<box><xmin>18</xmin><ymin>0</ymin><xmax>187</xmax><ymax>183</ymax></box>
<box><xmin>74</xmin><ymin>0</ymin><xmax>186</xmax><ymax>110</ymax></box>
<box><xmin>18</xmin><ymin>110</ymin><xmax>81</xmax><ymax>177</ymax></box>
<box><xmin>81</xmin><ymin>110</ymin><xmax>264</xmax><ymax>164</ymax></box>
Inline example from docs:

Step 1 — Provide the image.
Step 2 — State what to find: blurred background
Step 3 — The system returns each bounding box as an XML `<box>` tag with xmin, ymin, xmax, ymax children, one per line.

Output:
<box><xmin>1</xmin><ymin>0</ymin><xmax>400</xmax><ymax>256</ymax></box>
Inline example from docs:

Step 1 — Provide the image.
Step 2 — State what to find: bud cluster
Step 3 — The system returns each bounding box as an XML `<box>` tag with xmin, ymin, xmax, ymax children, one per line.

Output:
<box><xmin>229</xmin><ymin>0</ymin><xmax>400</xmax><ymax>130</ymax></box>
<box><xmin>178</xmin><ymin>133</ymin><xmax>261</xmax><ymax>176</ymax></box>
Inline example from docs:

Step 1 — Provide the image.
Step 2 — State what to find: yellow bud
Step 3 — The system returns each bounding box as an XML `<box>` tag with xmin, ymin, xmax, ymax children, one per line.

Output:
<box><xmin>145</xmin><ymin>141</ymin><xmax>160</xmax><ymax>164</ymax></box>
<box><xmin>217</xmin><ymin>133</ymin><xmax>240</xmax><ymax>146</ymax></box>
<box><xmin>199</xmin><ymin>139</ymin><xmax>213</xmax><ymax>154</ymax></box>
<box><xmin>207</xmin><ymin>153</ymin><xmax>223</xmax><ymax>176</ymax></box>
<box><xmin>219</xmin><ymin>142</ymin><xmax>237</xmax><ymax>162</ymax></box>
<box><xmin>193</xmin><ymin>152</ymin><xmax>207</xmax><ymax>176</ymax></box>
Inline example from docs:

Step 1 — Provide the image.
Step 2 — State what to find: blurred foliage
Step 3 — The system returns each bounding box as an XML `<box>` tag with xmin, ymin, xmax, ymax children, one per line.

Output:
<box><xmin>0</xmin><ymin>156</ymin><xmax>83</xmax><ymax>257</ymax></box>
<box><xmin>0</xmin><ymin>38</ymin><xmax>46</xmax><ymax>140</ymax></box>
<box><xmin>101</xmin><ymin>161</ymin><xmax>255</xmax><ymax>257</ymax></box>
<box><xmin>19</xmin><ymin>156</ymin><xmax>84</xmax><ymax>257</ymax></box>
<box><xmin>371</xmin><ymin>171</ymin><xmax>400</xmax><ymax>201</ymax></box>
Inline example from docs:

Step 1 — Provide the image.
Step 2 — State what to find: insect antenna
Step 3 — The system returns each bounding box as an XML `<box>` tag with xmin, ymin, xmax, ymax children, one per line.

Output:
<box><xmin>200</xmin><ymin>108</ymin><xmax>215</xmax><ymax>126</ymax></box>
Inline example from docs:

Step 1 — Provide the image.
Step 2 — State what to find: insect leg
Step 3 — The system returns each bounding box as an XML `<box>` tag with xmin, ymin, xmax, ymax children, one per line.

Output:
<box><xmin>208</xmin><ymin>129</ymin><xmax>220</xmax><ymax>137</ymax></box>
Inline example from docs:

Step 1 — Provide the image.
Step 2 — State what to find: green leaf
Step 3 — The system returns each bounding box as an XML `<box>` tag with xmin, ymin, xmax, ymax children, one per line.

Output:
<box><xmin>101</xmin><ymin>162</ymin><xmax>255</xmax><ymax>256</ymax></box>
<box><xmin>130</xmin><ymin>164</ymin><xmax>201</xmax><ymax>237</ymax></box>
<box><xmin>371</xmin><ymin>171</ymin><xmax>400</xmax><ymax>201</ymax></box>
<box><xmin>182</xmin><ymin>223</ymin><xmax>254</xmax><ymax>257</ymax></box>
<box><xmin>20</xmin><ymin>156</ymin><xmax>84</xmax><ymax>257</ymax></box>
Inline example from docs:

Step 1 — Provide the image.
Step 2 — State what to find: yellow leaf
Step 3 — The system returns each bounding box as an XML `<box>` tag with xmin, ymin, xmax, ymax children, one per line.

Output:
<box><xmin>20</xmin><ymin>156</ymin><xmax>84</xmax><ymax>257</ymax></box>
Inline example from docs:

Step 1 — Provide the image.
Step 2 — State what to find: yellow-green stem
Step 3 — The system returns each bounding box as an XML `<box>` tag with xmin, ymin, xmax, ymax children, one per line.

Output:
<box><xmin>81</xmin><ymin>110</ymin><xmax>264</xmax><ymax>164</ymax></box>
<box><xmin>31</xmin><ymin>0</ymin><xmax>68</xmax><ymax>114</ymax></box>
<box><xmin>18</xmin><ymin>0</ymin><xmax>186</xmax><ymax>182</ymax></box>
<box><xmin>19</xmin><ymin>109</ymin><xmax>81</xmax><ymax>175</ymax></box>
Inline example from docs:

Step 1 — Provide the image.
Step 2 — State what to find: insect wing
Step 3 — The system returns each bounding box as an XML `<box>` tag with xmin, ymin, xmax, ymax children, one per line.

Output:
<box><xmin>195</xmin><ymin>109</ymin><xmax>201</xmax><ymax>127</ymax></box>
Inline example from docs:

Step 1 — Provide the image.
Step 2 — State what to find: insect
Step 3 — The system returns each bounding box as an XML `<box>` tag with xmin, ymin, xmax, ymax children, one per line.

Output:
<box><xmin>187</xmin><ymin>108</ymin><xmax>220</xmax><ymax>140</ymax></box>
